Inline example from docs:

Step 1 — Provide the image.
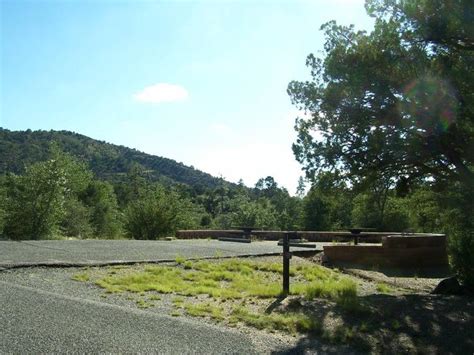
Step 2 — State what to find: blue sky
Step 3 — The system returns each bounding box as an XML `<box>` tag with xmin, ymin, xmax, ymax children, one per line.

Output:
<box><xmin>1</xmin><ymin>0</ymin><xmax>374</xmax><ymax>193</ymax></box>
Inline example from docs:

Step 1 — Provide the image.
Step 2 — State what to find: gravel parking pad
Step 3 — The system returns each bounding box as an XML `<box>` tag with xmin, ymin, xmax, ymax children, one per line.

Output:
<box><xmin>0</xmin><ymin>265</ymin><xmax>351</xmax><ymax>354</ymax></box>
<box><xmin>0</xmin><ymin>280</ymin><xmax>265</xmax><ymax>354</ymax></box>
<box><xmin>0</xmin><ymin>239</ymin><xmax>325</xmax><ymax>268</ymax></box>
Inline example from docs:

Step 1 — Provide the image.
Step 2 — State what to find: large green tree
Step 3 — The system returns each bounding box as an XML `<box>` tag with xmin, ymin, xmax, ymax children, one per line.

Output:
<box><xmin>4</xmin><ymin>144</ymin><xmax>91</xmax><ymax>240</ymax></box>
<box><xmin>288</xmin><ymin>0</ymin><xmax>473</xmax><ymax>188</ymax></box>
<box><xmin>288</xmin><ymin>0</ymin><xmax>473</xmax><ymax>286</ymax></box>
<box><xmin>302</xmin><ymin>172</ymin><xmax>352</xmax><ymax>231</ymax></box>
<box><xmin>81</xmin><ymin>180</ymin><xmax>122</xmax><ymax>238</ymax></box>
<box><xmin>253</xmin><ymin>176</ymin><xmax>303</xmax><ymax>230</ymax></box>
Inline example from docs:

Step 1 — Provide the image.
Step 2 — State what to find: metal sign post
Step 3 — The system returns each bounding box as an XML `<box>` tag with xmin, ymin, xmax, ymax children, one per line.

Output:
<box><xmin>282</xmin><ymin>232</ymin><xmax>291</xmax><ymax>294</ymax></box>
<box><xmin>280</xmin><ymin>231</ymin><xmax>316</xmax><ymax>295</ymax></box>
<box><xmin>219</xmin><ymin>229</ymin><xmax>317</xmax><ymax>295</ymax></box>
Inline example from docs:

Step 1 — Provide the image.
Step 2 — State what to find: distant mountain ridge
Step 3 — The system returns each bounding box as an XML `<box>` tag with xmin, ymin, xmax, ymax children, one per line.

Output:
<box><xmin>0</xmin><ymin>128</ymin><xmax>226</xmax><ymax>189</ymax></box>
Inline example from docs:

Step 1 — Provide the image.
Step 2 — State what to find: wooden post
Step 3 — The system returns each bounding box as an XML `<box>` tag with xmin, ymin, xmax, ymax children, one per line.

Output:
<box><xmin>282</xmin><ymin>232</ymin><xmax>290</xmax><ymax>294</ymax></box>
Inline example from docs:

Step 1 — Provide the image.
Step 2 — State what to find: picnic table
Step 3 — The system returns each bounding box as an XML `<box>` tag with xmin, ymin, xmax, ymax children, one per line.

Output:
<box><xmin>347</xmin><ymin>227</ymin><xmax>376</xmax><ymax>245</ymax></box>
<box><xmin>218</xmin><ymin>226</ymin><xmax>256</xmax><ymax>243</ymax></box>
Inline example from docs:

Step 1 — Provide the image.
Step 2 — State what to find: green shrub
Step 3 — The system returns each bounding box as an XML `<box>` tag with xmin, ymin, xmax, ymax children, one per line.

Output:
<box><xmin>447</xmin><ymin>222</ymin><xmax>474</xmax><ymax>289</ymax></box>
<box><xmin>3</xmin><ymin>146</ymin><xmax>92</xmax><ymax>240</ymax></box>
<box><xmin>124</xmin><ymin>186</ymin><xmax>180</xmax><ymax>239</ymax></box>
<box><xmin>407</xmin><ymin>188</ymin><xmax>443</xmax><ymax>232</ymax></box>
<box><xmin>439</xmin><ymin>186</ymin><xmax>474</xmax><ymax>289</ymax></box>
<box><xmin>81</xmin><ymin>181</ymin><xmax>122</xmax><ymax>239</ymax></box>
<box><xmin>60</xmin><ymin>198</ymin><xmax>93</xmax><ymax>238</ymax></box>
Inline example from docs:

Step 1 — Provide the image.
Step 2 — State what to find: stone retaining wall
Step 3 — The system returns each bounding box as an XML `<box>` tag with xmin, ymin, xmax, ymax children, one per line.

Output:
<box><xmin>323</xmin><ymin>235</ymin><xmax>448</xmax><ymax>267</ymax></box>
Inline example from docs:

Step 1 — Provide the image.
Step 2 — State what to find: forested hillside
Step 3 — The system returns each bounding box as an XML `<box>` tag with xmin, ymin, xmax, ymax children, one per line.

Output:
<box><xmin>0</xmin><ymin>128</ymin><xmax>225</xmax><ymax>190</ymax></box>
<box><xmin>0</xmin><ymin>140</ymin><xmax>303</xmax><ymax>242</ymax></box>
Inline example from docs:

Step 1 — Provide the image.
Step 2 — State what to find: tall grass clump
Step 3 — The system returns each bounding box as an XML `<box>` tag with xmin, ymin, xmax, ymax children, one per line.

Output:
<box><xmin>230</xmin><ymin>306</ymin><xmax>321</xmax><ymax>334</ymax></box>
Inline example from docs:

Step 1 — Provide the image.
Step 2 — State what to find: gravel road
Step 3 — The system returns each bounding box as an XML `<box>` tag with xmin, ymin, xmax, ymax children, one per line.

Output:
<box><xmin>0</xmin><ymin>280</ymin><xmax>273</xmax><ymax>354</ymax></box>
<box><xmin>0</xmin><ymin>240</ymin><xmax>327</xmax><ymax>354</ymax></box>
<box><xmin>0</xmin><ymin>239</ymin><xmax>324</xmax><ymax>268</ymax></box>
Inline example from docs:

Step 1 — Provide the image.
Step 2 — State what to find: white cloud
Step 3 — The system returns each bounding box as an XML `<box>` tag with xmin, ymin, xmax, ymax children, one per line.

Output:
<box><xmin>133</xmin><ymin>83</ymin><xmax>189</xmax><ymax>103</ymax></box>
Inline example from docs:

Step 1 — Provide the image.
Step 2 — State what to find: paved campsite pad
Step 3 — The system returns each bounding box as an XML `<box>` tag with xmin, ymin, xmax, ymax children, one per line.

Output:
<box><xmin>0</xmin><ymin>239</ymin><xmax>326</xmax><ymax>268</ymax></box>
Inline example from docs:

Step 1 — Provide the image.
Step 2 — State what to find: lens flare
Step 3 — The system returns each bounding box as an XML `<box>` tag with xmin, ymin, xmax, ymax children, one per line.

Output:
<box><xmin>400</xmin><ymin>76</ymin><xmax>458</xmax><ymax>136</ymax></box>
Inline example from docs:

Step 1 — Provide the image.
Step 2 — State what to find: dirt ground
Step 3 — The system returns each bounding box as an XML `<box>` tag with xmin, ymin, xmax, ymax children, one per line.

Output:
<box><xmin>75</xmin><ymin>254</ymin><xmax>474</xmax><ymax>354</ymax></box>
<box><xmin>285</xmin><ymin>254</ymin><xmax>474</xmax><ymax>354</ymax></box>
<box><xmin>4</xmin><ymin>250</ymin><xmax>471</xmax><ymax>354</ymax></box>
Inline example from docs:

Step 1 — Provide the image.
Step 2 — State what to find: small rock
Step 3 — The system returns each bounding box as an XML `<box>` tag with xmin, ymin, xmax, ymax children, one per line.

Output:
<box><xmin>432</xmin><ymin>276</ymin><xmax>463</xmax><ymax>295</ymax></box>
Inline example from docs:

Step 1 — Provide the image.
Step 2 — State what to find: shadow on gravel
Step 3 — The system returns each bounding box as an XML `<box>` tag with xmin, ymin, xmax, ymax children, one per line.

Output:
<box><xmin>265</xmin><ymin>295</ymin><xmax>288</xmax><ymax>314</ymax></box>
<box><xmin>375</xmin><ymin>266</ymin><xmax>452</xmax><ymax>278</ymax></box>
<box><xmin>272</xmin><ymin>338</ymin><xmax>356</xmax><ymax>355</ymax></box>
<box><xmin>331</xmin><ymin>261</ymin><xmax>452</xmax><ymax>279</ymax></box>
<box><xmin>272</xmin><ymin>294</ymin><xmax>474</xmax><ymax>354</ymax></box>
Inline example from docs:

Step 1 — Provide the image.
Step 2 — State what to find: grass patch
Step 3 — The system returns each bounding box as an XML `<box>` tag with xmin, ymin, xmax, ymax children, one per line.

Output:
<box><xmin>230</xmin><ymin>306</ymin><xmax>321</xmax><ymax>335</ymax></box>
<box><xmin>329</xmin><ymin>325</ymin><xmax>356</xmax><ymax>343</ymax></box>
<box><xmin>95</xmin><ymin>259</ymin><xmax>357</xmax><ymax>302</ymax></box>
<box><xmin>175</xmin><ymin>255</ymin><xmax>186</xmax><ymax>264</ymax></box>
<box><xmin>136</xmin><ymin>299</ymin><xmax>154</xmax><ymax>309</ymax></box>
<box><xmin>292</xmin><ymin>265</ymin><xmax>359</xmax><ymax>311</ymax></box>
<box><xmin>172</xmin><ymin>297</ymin><xmax>184</xmax><ymax>307</ymax></box>
<box><xmin>184</xmin><ymin>302</ymin><xmax>225</xmax><ymax>320</ymax></box>
<box><xmin>91</xmin><ymin>258</ymin><xmax>362</xmax><ymax>336</ymax></box>
<box><xmin>95</xmin><ymin>260</ymin><xmax>288</xmax><ymax>299</ymax></box>
<box><xmin>376</xmin><ymin>282</ymin><xmax>394</xmax><ymax>294</ymax></box>
<box><xmin>72</xmin><ymin>272</ymin><xmax>90</xmax><ymax>282</ymax></box>
<box><xmin>171</xmin><ymin>310</ymin><xmax>181</xmax><ymax>317</ymax></box>
<box><xmin>294</xmin><ymin>278</ymin><xmax>357</xmax><ymax>300</ymax></box>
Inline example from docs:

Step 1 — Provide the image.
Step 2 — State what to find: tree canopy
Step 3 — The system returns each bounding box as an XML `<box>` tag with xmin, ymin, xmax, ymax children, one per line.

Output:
<box><xmin>288</xmin><ymin>0</ymin><xmax>474</xmax><ymax>287</ymax></box>
<box><xmin>288</xmin><ymin>0</ymin><xmax>473</xmax><ymax>189</ymax></box>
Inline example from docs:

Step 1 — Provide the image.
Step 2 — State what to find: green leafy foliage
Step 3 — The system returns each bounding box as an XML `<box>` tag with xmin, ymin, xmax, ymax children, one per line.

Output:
<box><xmin>448</xmin><ymin>227</ymin><xmax>474</xmax><ymax>288</ymax></box>
<box><xmin>0</xmin><ymin>178</ymin><xmax>7</xmax><ymax>235</ymax></box>
<box><xmin>80</xmin><ymin>181</ymin><xmax>122</xmax><ymax>238</ymax></box>
<box><xmin>0</xmin><ymin>129</ymin><xmax>306</xmax><ymax>238</ymax></box>
<box><xmin>124</xmin><ymin>186</ymin><xmax>181</xmax><ymax>239</ymax></box>
<box><xmin>442</xmin><ymin>187</ymin><xmax>474</xmax><ymax>288</ymax></box>
<box><xmin>302</xmin><ymin>173</ymin><xmax>352</xmax><ymax>231</ymax></box>
<box><xmin>60</xmin><ymin>197</ymin><xmax>93</xmax><ymax>238</ymax></box>
<box><xmin>253</xmin><ymin>176</ymin><xmax>303</xmax><ymax>230</ymax></box>
<box><xmin>351</xmin><ymin>193</ymin><xmax>410</xmax><ymax>231</ymax></box>
<box><xmin>289</xmin><ymin>1</ymin><xmax>473</xmax><ymax>188</ymax></box>
<box><xmin>406</xmin><ymin>188</ymin><xmax>443</xmax><ymax>233</ymax></box>
<box><xmin>289</xmin><ymin>0</ymin><xmax>473</xmax><ymax>284</ymax></box>
<box><xmin>231</xmin><ymin>198</ymin><xmax>278</xmax><ymax>230</ymax></box>
<box><xmin>3</xmin><ymin>144</ymin><xmax>92</xmax><ymax>240</ymax></box>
